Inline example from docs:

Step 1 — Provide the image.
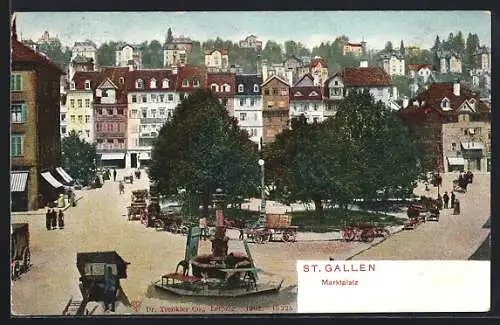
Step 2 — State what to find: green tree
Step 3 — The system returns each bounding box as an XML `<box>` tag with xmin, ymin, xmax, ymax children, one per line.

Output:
<box><xmin>149</xmin><ymin>90</ymin><xmax>260</xmax><ymax>218</ymax></box>
<box><xmin>465</xmin><ymin>32</ymin><xmax>481</xmax><ymax>71</ymax></box>
<box><xmin>400</xmin><ymin>40</ymin><xmax>405</xmax><ymax>57</ymax></box>
<box><xmin>262</xmin><ymin>40</ymin><xmax>283</xmax><ymax>64</ymax></box>
<box><xmin>431</xmin><ymin>35</ymin><xmax>441</xmax><ymax>68</ymax></box>
<box><xmin>96</xmin><ymin>42</ymin><xmax>118</xmax><ymax>67</ymax></box>
<box><xmin>166</xmin><ymin>27</ymin><xmax>174</xmax><ymax>43</ymax></box>
<box><xmin>61</xmin><ymin>130</ymin><xmax>98</xmax><ymax>186</ymax></box>
<box><xmin>38</xmin><ymin>38</ymin><xmax>71</xmax><ymax>70</ymax></box>
<box><xmin>284</xmin><ymin>40</ymin><xmax>298</xmax><ymax>58</ymax></box>
<box><xmin>454</xmin><ymin>31</ymin><xmax>465</xmax><ymax>56</ymax></box>
<box><xmin>141</xmin><ymin>40</ymin><xmax>163</xmax><ymax>68</ymax></box>
<box><xmin>384</xmin><ymin>41</ymin><xmax>393</xmax><ymax>52</ymax></box>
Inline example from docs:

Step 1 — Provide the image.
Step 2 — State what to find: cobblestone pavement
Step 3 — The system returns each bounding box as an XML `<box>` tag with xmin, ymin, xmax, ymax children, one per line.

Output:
<box><xmin>11</xmin><ymin>170</ymin><xmax>490</xmax><ymax>315</ymax></box>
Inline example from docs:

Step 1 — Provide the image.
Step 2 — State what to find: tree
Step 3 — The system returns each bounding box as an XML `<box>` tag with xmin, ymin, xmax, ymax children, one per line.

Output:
<box><xmin>454</xmin><ymin>31</ymin><xmax>465</xmax><ymax>56</ymax></box>
<box><xmin>61</xmin><ymin>130</ymin><xmax>98</xmax><ymax>186</ymax></box>
<box><xmin>149</xmin><ymin>90</ymin><xmax>260</xmax><ymax>218</ymax></box>
<box><xmin>262</xmin><ymin>40</ymin><xmax>283</xmax><ymax>64</ymax></box>
<box><xmin>400</xmin><ymin>40</ymin><xmax>405</xmax><ymax>57</ymax></box>
<box><xmin>38</xmin><ymin>38</ymin><xmax>71</xmax><ymax>70</ymax></box>
<box><xmin>465</xmin><ymin>32</ymin><xmax>480</xmax><ymax>71</ymax></box>
<box><xmin>284</xmin><ymin>40</ymin><xmax>298</xmax><ymax>58</ymax></box>
<box><xmin>384</xmin><ymin>41</ymin><xmax>393</xmax><ymax>52</ymax></box>
<box><xmin>166</xmin><ymin>27</ymin><xmax>173</xmax><ymax>43</ymax></box>
<box><xmin>96</xmin><ymin>42</ymin><xmax>117</xmax><ymax>67</ymax></box>
<box><xmin>141</xmin><ymin>40</ymin><xmax>163</xmax><ymax>68</ymax></box>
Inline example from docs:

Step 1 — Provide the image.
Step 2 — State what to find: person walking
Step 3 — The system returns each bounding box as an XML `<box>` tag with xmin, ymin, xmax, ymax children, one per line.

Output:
<box><xmin>50</xmin><ymin>209</ymin><xmax>58</xmax><ymax>229</ymax></box>
<box><xmin>46</xmin><ymin>209</ymin><xmax>52</xmax><ymax>231</ymax></box>
<box><xmin>436</xmin><ymin>194</ymin><xmax>443</xmax><ymax>210</ymax></box>
<box><xmin>451</xmin><ymin>191</ymin><xmax>456</xmax><ymax>208</ymax></box>
<box><xmin>453</xmin><ymin>199</ymin><xmax>461</xmax><ymax>215</ymax></box>
<box><xmin>57</xmin><ymin>209</ymin><xmax>65</xmax><ymax>229</ymax></box>
<box><xmin>113</xmin><ymin>168</ymin><xmax>117</xmax><ymax>182</ymax></box>
<box><xmin>118</xmin><ymin>181</ymin><xmax>124</xmax><ymax>195</ymax></box>
<box><xmin>443</xmin><ymin>192</ymin><xmax>450</xmax><ymax>209</ymax></box>
<box><xmin>103</xmin><ymin>265</ymin><xmax>117</xmax><ymax>312</ymax></box>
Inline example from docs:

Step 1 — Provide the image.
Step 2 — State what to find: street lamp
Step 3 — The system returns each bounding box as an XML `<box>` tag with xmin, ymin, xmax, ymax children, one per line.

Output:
<box><xmin>258</xmin><ymin>159</ymin><xmax>265</xmax><ymax>221</ymax></box>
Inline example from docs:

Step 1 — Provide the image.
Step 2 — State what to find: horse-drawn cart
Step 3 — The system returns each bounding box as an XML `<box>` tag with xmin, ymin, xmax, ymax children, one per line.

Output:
<box><xmin>341</xmin><ymin>222</ymin><xmax>390</xmax><ymax>243</ymax></box>
<box><xmin>245</xmin><ymin>214</ymin><xmax>298</xmax><ymax>243</ymax></box>
<box><xmin>11</xmin><ymin>223</ymin><xmax>31</xmax><ymax>281</ymax></box>
<box><xmin>127</xmin><ymin>190</ymin><xmax>148</xmax><ymax>221</ymax></box>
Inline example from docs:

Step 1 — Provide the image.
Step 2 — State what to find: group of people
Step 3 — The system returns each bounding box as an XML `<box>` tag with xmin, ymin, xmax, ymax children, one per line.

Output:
<box><xmin>457</xmin><ymin>171</ymin><xmax>474</xmax><ymax>192</ymax></box>
<box><xmin>436</xmin><ymin>191</ymin><xmax>461</xmax><ymax>215</ymax></box>
<box><xmin>45</xmin><ymin>209</ymin><xmax>64</xmax><ymax>230</ymax></box>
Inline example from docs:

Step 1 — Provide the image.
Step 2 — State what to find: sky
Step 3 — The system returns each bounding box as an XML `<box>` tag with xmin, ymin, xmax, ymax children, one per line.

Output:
<box><xmin>14</xmin><ymin>11</ymin><xmax>491</xmax><ymax>50</ymax></box>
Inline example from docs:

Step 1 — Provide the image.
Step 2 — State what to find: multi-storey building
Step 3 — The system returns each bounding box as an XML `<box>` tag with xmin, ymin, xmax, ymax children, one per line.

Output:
<box><xmin>289</xmin><ymin>74</ymin><xmax>324</xmax><ymax>123</ymax></box>
<box><xmin>261</xmin><ymin>75</ymin><xmax>290</xmax><ymax>144</ymax></box>
<box><xmin>207</xmin><ymin>72</ymin><xmax>236</xmax><ymax>116</ymax></box>
<box><xmin>261</xmin><ymin>60</ymin><xmax>294</xmax><ymax>87</ymax></box>
<box><xmin>379</xmin><ymin>51</ymin><xmax>405</xmax><ymax>76</ymax></box>
<box><xmin>239</xmin><ymin>35</ymin><xmax>263</xmax><ymax>49</ymax></box>
<box><xmin>126</xmin><ymin>69</ymin><xmax>179</xmax><ymax>168</ymax></box>
<box><xmin>71</xmin><ymin>40</ymin><xmax>97</xmax><ymax>63</ymax></box>
<box><xmin>343</xmin><ymin>41</ymin><xmax>367</xmax><ymax>56</ymax></box>
<box><xmin>176</xmin><ymin>65</ymin><xmax>207</xmax><ymax>102</ymax></box>
<box><xmin>408</xmin><ymin>64</ymin><xmax>433</xmax><ymax>83</ymax></box>
<box><xmin>11</xmin><ymin>30</ymin><xmax>65</xmax><ymax>211</ymax></box>
<box><xmin>234</xmin><ymin>74</ymin><xmax>263</xmax><ymax>144</ymax></box>
<box><xmin>309</xmin><ymin>57</ymin><xmax>329</xmax><ymax>86</ymax></box>
<box><xmin>398</xmin><ymin>81</ymin><xmax>491</xmax><ymax>173</ymax></box>
<box><xmin>204</xmin><ymin>49</ymin><xmax>229</xmax><ymax>72</ymax></box>
<box><xmin>438</xmin><ymin>50</ymin><xmax>462</xmax><ymax>74</ymax></box>
<box><xmin>69</xmin><ymin>71</ymin><xmax>101</xmax><ymax>143</ymax></box>
<box><xmin>60</xmin><ymin>75</ymin><xmax>69</xmax><ymax>138</ymax></box>
<box><xmin>475</xmin><ymin>46</ymin><xmax>491</xmax><ymax>74</ymax></box>
<box><xmin>163</xmin><ymin>36</ymin><xmax>193</xmax><ymax>68</ymax></box>
<box><xmin>115</xmin><ymin>43</ymin><xmax>142</xmax><ymax>69</ymax></box>
<box><xmin>68</xmin><ymin>54</ymin><xmax>95</xmax><ymax>82</ymax></box>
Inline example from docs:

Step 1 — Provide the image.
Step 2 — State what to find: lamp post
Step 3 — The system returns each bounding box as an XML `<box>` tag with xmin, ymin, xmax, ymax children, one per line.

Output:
<box><xmin>258</xmin><ymin>159</ymin><xmax>266</xmax><ymax>221</ymax></box>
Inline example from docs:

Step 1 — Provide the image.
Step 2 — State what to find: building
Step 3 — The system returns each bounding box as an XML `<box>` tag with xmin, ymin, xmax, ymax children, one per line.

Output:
<box><xmin>68</xmin><ymin>71</ymin><xmax>101</xmax><ymax>143</ymax></box>
<box><xmin>115</xmin><ymin>43</ymin><xmax>142</xmax><ymax>69</ymax></box>
<box><xmin>289</xmin><ymin>74</ymin><xmax>324</xmax><ymax>124</ymax></box>
<box><xmin>11</xmin><ymin>28</ymin><xmax>65</xmax><ymax>211</ymax></box>
<box><xmin>309</xmin><ymin>57</ymin><xmax>329</xmax><ymax>86</ymax></box>
<box><xmin>204</xmin><ymin>49</ymin><xmax>229</xmax><ymax>72</ymax></box>
<box><xmin>176</xmin><ymin>65</ymin><xmax>207</xmax><ymax>102</ymax></box>
<box><xmin>475</xmin><ymin>46</ymin><xmax>491</xmax><ymax>74</ymax></box>
<box><xmin>163</xmin><ymin>36</ymin><xmax>193</xmax><ymax>67</ymax></box>
<box><xmin>207</xmin><ymin>72</ymin><xmax>236</xmax><ymax>116</ymax></box>
<box><xmin>261</xmin><ymin>60</ymin><xmax>294</xmax><ymax>88</ymax></box>
<box><xmin>234</xmin><ymin>74</ymin><xmax>263</xmax><ymax>144</ymax></box>
<box><xmin>398</xmin><ymin>81</ymin><xmax>491</xmax><ymax>173</ymax></box>
<box><xmin>408</xmin><ymin>64</ymin><xmax>433</xmax><ymax>83</ymax></box>
<box><xmin>239</xmin><ymin>35</ymin><xmax>263</xmax><ymax>49</ymax></box>
<box><xmin>37</xmin><ymin>30</ymin><xmax>58</xmax><ymax>44</ymax></box>
<box><xmin>379</xmin><ymin>51</ymin><xmax>405</xmax><ymax>76</ymax></box>
<box><xmin>60</xmin><ymin>76</ymin><xmax>68</xmax><ymax>138</ymax></box>
<box><xmin>343</xmin><ymin>41</ymin><xmax>367</xmax><ymax>56</ymax></box>
<box><xmin>92</xmin><ymin>68</ymin><xmax>130</xmax><ymax>168</ymax></box>
<box><xmin>438</xmin><ymin>51</ymin><xmax>462</xmax><ymax>74</ymax></box>
<box><xmin>68</xmin><ymin>55</ymin><xmax>95</xmax><ymax>83</ymax></box>
<box><xmin>71</xmin><ymin>41</ymin><xmax>97</xmax><ymax>63</ymax></box>
<box><xmin>261</xmin><ymin>75</ymin><xmax>291</xmax><ymax>144</ymax></box>
<box><xmin>126</xmin><ymin>69</ymin><xmax>179</xmax><ymax>168</ymax></box>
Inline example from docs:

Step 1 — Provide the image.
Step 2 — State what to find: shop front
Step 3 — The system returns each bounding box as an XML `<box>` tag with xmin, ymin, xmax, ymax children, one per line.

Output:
<box><xmin>11</xmin><ymin>171</ymin><xmax>29</xmax><ymax>211</ymax></box>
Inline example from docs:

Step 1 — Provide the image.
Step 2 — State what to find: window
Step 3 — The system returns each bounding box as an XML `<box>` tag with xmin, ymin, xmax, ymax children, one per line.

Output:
<box><xmin>224</xmin><ymin>84</ymin><xmax>231</xmax><ymax>92</ymax></box>
<box><xmin>272</xmin><ymin>88</ymin><xmax>278</xmax><ymax>95</ymax></box>
<box><xmin>238</xmin><ymin>84</ymin><xmax>244</xmax><ymax>93</ymax></box>
<box><xmin>70</xmin><ymin>115</ymin><xmax>75</xmax><ymax>122</ymax></box>
<box><xmin>107</xmin><ymin>109</ymin><xmax>113</xmax><ymax>115</ymax></box>
<box><xmin>119</xmin><ymin>77</ymin><xmax>124</xmax><ymax>84</ymax></box>
<box><xmin>78</xmin><ymin>115</ymin><xmax>83</xmax><ymax>123</ymax></box>
<box><xmin>180</xmin><ymin>93</ymin><xmax>185</xmax><ymax>101</ymax></box>
<box><xmin>264</xmin><ymin>89</ymin><xmax>270</xmax><ymax>96</ymax></box>
<box><xmin>150</xmin><ymin>79</ymin><xmax>157</xmax><ymax>88</ymax></box>
<box><xmin>254</xmin><ymin>113</ymin><xmax>258</xmax><ymax>121</ymax></box>
<box><xmin>84</xmin><ymin>80</ymin><xmax>91</xmax><ymax>90</ymax></box>
<box><xmin>11</xmin><ymin>104</ymin><xmax>26</xmax><ymax>123</ymax></box>
<box><xmin>85</xmin><ymin>99</ymin><xmax>90</xmax><ymax>108</ymax></box>
<box><xmin>452</xmin><ymin>143</ymin><xmax>456</xmax><ymax>151</ymax></box>
<box><xmin>240</xmin><ymin>113</ymin><xmax>247</xmax><ymax>121</ymax></box>
<box><xmin>240</xmin><ymin>99</ymin><xmax>245</xmax><ymax>106</ymax></box>
<box><xmin>151</xmin><ymin>94</ymin><xmax>157</xmax><ymax>102</ymax></box>
<box><xmin>61</xmin><ymin>113</ymin><xmax>66</xmax><ymax>122</ymax></box>
<box><xmin>96</xmin><ymin>138</ymin><xmax>103</xmax><ymax>143</ymax></box>
<box><xmin>130</xmin><ymin>109</ymin><xmax>137</xmax><ymax>118</ymax></box>
<box><xmin>101</xmin><ymin>89</ymin><xmax>108</xmax><ymax>98</ymax></box>
<box><xmin>11</xmin><ymin>134</ymin><xmax>24</xmax><ymax>156</ymax></box>
<box><xmin>141</xmin><ymin>95</ymin><xmax>147</xmax><ymax>103</ymax></box>
<box><xmin>488</xmin><ymin>131</ymin><xmax>491</xmax><ymax>140</ymax></box>
<box><xmin>151</xmin><ymin>109</ymin><xmax>157</xmax><ymax>118</ymax></box>
<box><xmin>77</xmin><ymin>99</ymin><xmax>82</xmax><ymax>108</ymax></box>
<box><xmin>334</xmin><ymin>80</ymin><xmax>339</xmax><ymax>86</ymax></box>
<box><xmin>159</xmin><ymin>109</ymin><xmax>165</xmax><ymax>116</ymax></box>
<box><xmin>281</xmin><ymin>88</ymin><xmax>288</xmax><ymax>96</ymax></box>
<box><xmin>193</xmin><ymin>80</ymin><xmax>200</xmax><ymax>87</ymax></box>
<box><xmin>162</xmin><ymin>79</ymin><xmax>169</xmax><ymax>88</ymax></box>
<box><xmin>70</xmin><ymin>81</ymin><xmax>75</xmax><ymax>90</ymax></box>
<box><xmin>10</xmin><ymin>74</ymin><xmax>22</xmax><ymax>91</ymax></box>
<box><xmin>250</xmin><ymin>98</ymin><xmax>255</xmax><ymax>106</ymax></box>
<box><xmin>107</xmin><ymin>139</ymin><xmax>113</xmax><ymax>144</ymax></box>
<box><xmin>97</xmin><ymin>109</ymin><xmax>103</xmax><ymax>115</ymax></box>
<box><xmin>182</xmin><ymin>79</ymin><xmax>189</xmax><ymax>87</ymax></box>
<box><xmin>168</xmin><ymin>110</ymin><xmax>173</xmax><ymax>118</ymax></box>
<box><xmin>70</xmin><ymin>99</ymin><xmax>75</xmax><ymax>108</ymax></box>
<box><xmin>131</xmin><ymin>95</ymin><xmax>137</xmax><ymax>103</ymax></box>
<box><xmin>168</xmin><ymin>94</ymin><xmax>173</xmax><ymax>101</ymax></box>
<box><xmin>135</xmin><ymin>79</ymin><xmax>144</xmax><ymax>89</ymax></box>
<box><xmin>61</xmin><ymin>126</ymin><xmax>67</xmax><ymax>134</ymax></box>
<box><xmin>159</xmin><ymin>94</ymin><xmax>165</xmax><ymax>102</ymax></box>
<box><xmin>441</xmin><ymin>98</ymin><xmax>450</xmax><ymax>108</ymax></box>
<box><xmin>253</xmin><ymin>84</ymin><xmax>259</xmax><ymax>93</ymax></box>
<box><xmin>211</xmin><ymin>84</ymin><xmax>219</xmax><ymax>92</ymax></box>
<box><xmin>86</xmin><ymin>130</ymin><xmax>90</xmax><ymax>137</ymax></box>
<box><xmin>142</xmin><ymin>109</ymin><xmax>147</xmax><ymax>118</ymax></box>
<box><xmin>313</xmin><ymin>104</ymin><xmax>318</xmax><ymax>111</ymax></box>
<box><xmin>117</xmin><ymin>108</ymin><xmax>124</xmax><ymax>116</ymax></box>
<box><xmin>85</xmin><ymin>115</ymin><xmax>90</xmax><ymax>123</ymax></box>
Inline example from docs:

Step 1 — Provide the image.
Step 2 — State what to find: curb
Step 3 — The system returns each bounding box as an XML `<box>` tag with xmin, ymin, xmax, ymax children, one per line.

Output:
<box><xmin>345</xmin><ymin>227</ymin><xmax>405</xmax><ymax>260</ymax></box>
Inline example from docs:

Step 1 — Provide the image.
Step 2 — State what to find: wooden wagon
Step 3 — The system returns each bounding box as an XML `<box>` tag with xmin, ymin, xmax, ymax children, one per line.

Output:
<box><xmin>11</xmin><ymin>223</ymin><xmax>31</xmax><ymax>281</ymax></box>
<box><xmin>341</xmin><ymin>222</ymin><xmax>391</xmax><ymax>242</ymax></box>
<box><xmin>127</xmin><ymin>190</ymin><xmax>148</xmax><ymax>221</ymax></box>
<box><xmin>245</xmin><ymin>214</ymin><xmax>298</xmax><ymax>243</ymax></box>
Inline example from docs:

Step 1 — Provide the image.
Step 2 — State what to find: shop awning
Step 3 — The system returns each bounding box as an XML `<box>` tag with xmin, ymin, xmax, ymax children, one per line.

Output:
<box><xmin>139</xmin><ymin>152</ymin><xmax>150</xmax><ymax>160</ymax></box>
<box><xmin>11</xmin><ymin>171</ymin><xmax>29</xmax><ymax>192</ymax></box>
<box><xmin>56</xmin><ymin>167</ymin><xmax>74</xmax><ymax>183</ymax></box>
<box><xmin>447</xmin><ymin>157</ymin><xmax>465</xmax><ymax>166</ymax></box>
<box><xmin>100</xmin><ymin>153</ymin><xmax>126</xmax><ymax>160</ymax></box>
<box><xmin>41</xmin><ymin>171</ymin><xmax>64</xmax><ymax>189</ymax></box>
<box><xmin>461</xmin><ymin>142</ymin><xmax>485</xmax><ymax>150</ymax></box>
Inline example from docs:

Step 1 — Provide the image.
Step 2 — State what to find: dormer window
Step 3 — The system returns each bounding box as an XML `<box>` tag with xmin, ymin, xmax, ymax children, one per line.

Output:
<box><xmin>182</xmin><ymin>79</ymin><xmax>189</xmax><ymax>87</ymax></box>
<box><xmin>441</xmin><ymin>98</ymin><xmax>451</xmax><ymax>109</ymax></box>
<box><xmin>162</xmin><ymin>79</ymin><xmax>169</xmax><ymax>88</ymax></box>
<box><xmin>238</xmin><ymin>84</ymin><xmax>244</xmax><ymax>93</ymax></box>
<box><xmin>253</xmin><ymin>84</ymin><xmax>259</xmax><ymax>93</ymax></box>
<box><xmin>150</xmin><ymin>78</ymin><xmax>157</xmax><ymax>88</ymax></box>
<box><xmin>223</xmin><ymin>84</ymin><xmax>231</xmax><ymax>92</ymax></box>
<box><xmin>193</xmin><ymin>79</ymin><xmax>200</xmax><ymax>87</ymax></box>
<box><xmin>70</xmin><ymin>81</ymin><xmax>75</xmax><ymax>90</ymax></box>
<box><xmin>211</xmin><ymin>84</ymin><xmax>219</xmax><ymax>92</ymax></box>
<box><xmin>119</xmin><ymin>77</ymin><xmax>124</xmax><ymax>84</ymax></box>
<box><xmin>135</xmin><ymin>79</ymin><xmax>144</xmax><ymax>89</ymax></box>
<box><xmin>84</xmin><ymin>80</ymin><xmax>91</xmax><ymax>90</ymax></box>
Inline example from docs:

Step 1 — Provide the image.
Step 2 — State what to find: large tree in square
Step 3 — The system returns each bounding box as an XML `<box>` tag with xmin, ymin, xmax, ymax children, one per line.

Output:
<box><xmin>149</xmin><ymin>90</ymin><xmax>260</xmax><ymax>217</ymax></box>
<box><xmin>61</xmin><ymin>130</ymin><xmax>99</xmax><ymax>186</ymax></box>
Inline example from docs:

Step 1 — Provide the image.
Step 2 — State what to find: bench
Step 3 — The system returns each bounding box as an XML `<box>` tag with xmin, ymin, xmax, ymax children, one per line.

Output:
<box><xmin>161</xmin><ymin>273</ymin><xmax>202</xmax><ymax>286</ymax></box>
<box><xmin>219</xmin><ymin>267</ymin><xmax>263</xmax><ymax>291</ymax></box>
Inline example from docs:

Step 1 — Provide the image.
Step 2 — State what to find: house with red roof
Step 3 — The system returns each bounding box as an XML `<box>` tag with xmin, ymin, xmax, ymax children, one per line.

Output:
<box><xmin>289</xmin><ymin>74</ymin><xmax>324</xmax><ymax>123</ymax></box>
<box><xmin>204</xmin><ymin>49</ymin><xmax>229</xmax><ymax>72</ymax></box>
<box><xmin>343</xmin><ymin>40</ymin><xmax>367</xmax><ymax>56</ymax></box>
<box><xmin>176</xmin><ymin>65</ymin><xmax>206</xmax><ymax>101</ymax></box>
<box><xmin>11</xmin><ymin>24</ymin><xmax>66</xmax><ymax>211</ymax></box>
<box><xmin>408</xmin><ymin>64</ymin><xmax>433</xmax><ymax>83</ymax></box>
<box><xmin>398</xmin><ymin>80</ymin><xmax>491</xmax><ymax>173</ymax></box>
<box><xmin>207</xmin><ymin>72</ymin><xmax>236</xmax><ymax>116</ymax></box>
<box><xmin>309</xmin><ymin>57</ymin><xmax>329</xmax><ymax>87</ymax></box>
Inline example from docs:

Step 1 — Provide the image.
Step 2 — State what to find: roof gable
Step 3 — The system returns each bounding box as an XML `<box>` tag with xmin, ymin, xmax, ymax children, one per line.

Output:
<box><xmin>98</xmin><ymin>78</ymin><xmax>118</xmax><ymax>90</ymax></box>
<box><xmin>262</xmin><ymin>74</ymin><xmax>290</xmax><ymax>88</ymax></box>
<box><xmin>294</xmin><ymin>74</ymin><xmax>314</xmax><ymax>87</ymax></box>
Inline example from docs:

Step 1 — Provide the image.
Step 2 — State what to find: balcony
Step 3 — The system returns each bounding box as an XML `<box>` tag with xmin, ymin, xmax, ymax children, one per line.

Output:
<box><xmin>140</xmin><ymin>117</ymin><xmax>166</xmax><ymax>124</ymax></box>
<box><xmin>95</xmin><ymin>114</ymin><xmax>126</xmax><ymax>122</ymax></box>
<box><xmin>139</xmin><ymin>131</ymin><xmax>159</xmax><ymax>138</ymax></box>
<box><xmin>95</xmin><ymin>131</ymin><xmax>127</xmax><ymax>138</ymax></box>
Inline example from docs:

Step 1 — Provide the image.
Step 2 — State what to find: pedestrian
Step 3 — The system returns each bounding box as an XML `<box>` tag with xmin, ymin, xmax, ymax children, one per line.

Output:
<box><xmin>118</xmin><ymin>181</ymin><xmax>124</xmax><ymax>194</ymax></box>
<box><xmin>113</xmin><ymin>168</ymin><xmax>117</xmax><ymax>182</ymax></box>
<box><xmin>103</xmin><ymin>265</ymin><xmax>117</xmax><ymax>312</ymax></box>
<box><xmin>130</xmin><ymin>173</ymin><xmax>134</xmax><ymax>184</ymax></box>
<box><xmin>467</xmin><ymin>170</ymin><xmax>474</xmax><ymax>184</ymax></box>
<box><xmin>451</xmin><ymin>191</ymin><xmax>456</xmax><ymax>208</ymax></box>
<box><xmin>436</xmin><ymin>194</ymin><xmax>443</xmax><ymax>210</ymax></box>
<box><xmin>239</xmin><ymin>228</ymin><xmax>244</xmax><ymax>240</ymax></box>
<box><xmin>46</xmin><ymin>209</ymin><xmax>52</xmax><ymax>230</ymax></box>
<box><xmin>51</xmin><ymin>209</ymin><xmax>58</xmax><ymax>229</ymax></box>
<box><xmin>58</xmin><ymin>209</ymin><xmax>65</xmax><ymax>229</ymax></box>
<box><xmin>453</xmin><ymin>199</ymin><xmax>461</xmax><ymax>215</ymax></box>
<box><xmin>443</xmin><ymin>192</ymin><xmax>449</xmax><ymax>209</ymax></box>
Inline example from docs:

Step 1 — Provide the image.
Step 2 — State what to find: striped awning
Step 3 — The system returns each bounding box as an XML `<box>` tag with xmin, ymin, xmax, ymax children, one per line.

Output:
<box><xmin>447</xmin><ymin>157</ymin><xmax>465</xmax><ymax>166</ymax></box>
<box><xmin>100</xmin><ymin>153</ymin><xmax>126</xmax><ymax>160</ymax></box>
<box><xmin>41</xmin><ymin>171</ymin><xmax>64</xmax><ymax>189</ymax></box>
<box><xmin>56</xmin><ymin>167</ymin><xmax>74</xmax><ymax>183</ymax></box>
<box><xmin>11</xmin><ymin>172</ymin><xmax>29</xmax><ymax>192</ymax></box>
<box><xmin>461</xmin><ymin>142</ymin><xmax>485</xmax><ymax>150</ymax></box>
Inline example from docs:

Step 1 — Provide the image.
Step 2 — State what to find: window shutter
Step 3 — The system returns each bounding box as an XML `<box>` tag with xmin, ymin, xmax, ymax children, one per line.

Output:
<box><xmin>22</xmin><ymin>104</ymin><xmax>27</xmax><ymax>123</ymax></box>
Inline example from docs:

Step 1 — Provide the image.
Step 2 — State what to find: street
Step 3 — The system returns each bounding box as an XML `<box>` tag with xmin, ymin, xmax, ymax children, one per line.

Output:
<box><xmin>11</xmin><ymin>170</ymin><xmax>490</xmax><ymax>315</ymax></box>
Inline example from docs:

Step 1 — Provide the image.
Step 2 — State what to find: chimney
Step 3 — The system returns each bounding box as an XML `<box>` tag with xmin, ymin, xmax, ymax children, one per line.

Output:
<box><xmin>360</xmin><ymin>59</ymin><xmax>368</xmax><ymax>68</ymax></box>
<box><xmin>402</xmin><ymin>96</ymin><xmax>409</xmax><ymax>108</ymax></box>
<box><xmin>453</xmin><ymin>79</ymin><xmax>460</xmax><ymax>96</ymax></box>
